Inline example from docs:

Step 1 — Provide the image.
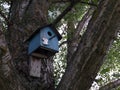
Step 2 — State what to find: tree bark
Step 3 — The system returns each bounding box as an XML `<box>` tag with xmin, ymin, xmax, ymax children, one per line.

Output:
<box><xmin>1</xmin><ymin>0</ymin><xmax>120</xmax><ymax>90</ymax></box>
<box><xmin>57</xmin><ymin>0</ymin><xmax>120</xmax><ymax>90</ymax></box>
<box><xmin>67</xmin><ymin>7</ymin><xmax>94</xmax><ymax>64</ymax></box>
<box><xmin>0</xmin><ymin>22</ymin><xmax>25</xmax><ymax>90</ymax></box>
<box><xmin>6</xmin><ymin>0</ymin><xmax>54</xmax><ymax>90</ymax></box>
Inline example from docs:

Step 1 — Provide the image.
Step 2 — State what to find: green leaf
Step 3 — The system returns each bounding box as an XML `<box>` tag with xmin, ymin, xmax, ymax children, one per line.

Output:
<box><xmin>100</xmin><ymin>68</ymin><xmax>110</xmax><ymax>74</ymax></box>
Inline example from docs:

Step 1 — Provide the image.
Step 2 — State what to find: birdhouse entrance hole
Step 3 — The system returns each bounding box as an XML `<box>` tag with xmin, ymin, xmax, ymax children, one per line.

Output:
<box><xmin>48</xmin><ymin>31</ymin><xmax>52</xmax><ymax>36</ymax></box>
<box><xmin>27</xmin><ymin>25</ymin><xmax>62</xmax><ymax>58</ymax></box>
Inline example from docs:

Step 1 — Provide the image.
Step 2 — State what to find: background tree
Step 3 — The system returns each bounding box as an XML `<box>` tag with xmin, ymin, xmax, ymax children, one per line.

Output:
<box><xmin>0</xmin><ymin>0</ymin><xmax>120</xmax><ymax>90</ymax></box>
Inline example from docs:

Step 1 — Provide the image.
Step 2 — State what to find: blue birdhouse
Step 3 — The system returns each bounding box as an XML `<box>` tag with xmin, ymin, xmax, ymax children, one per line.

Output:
<box><xmin>27</xmin><ymin>25</ymin><xmax>62</xmax><ymax>58</ymax></box>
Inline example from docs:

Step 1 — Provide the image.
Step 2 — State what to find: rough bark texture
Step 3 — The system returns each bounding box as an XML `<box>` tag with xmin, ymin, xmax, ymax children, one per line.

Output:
<box><xmin>0</xmin><ymin>0</ymin><xmax>120</xmax><ymax>90</ymax></box>
<box><xmin>0</xmin><ymin>22</ymin><xmax>25</xmax><ymax>90</ymax></box>
<box><xmin>57</xmin><ymin>0</ymin><xmax>120</xmax><ymax>90</ymax></box>
<box><xmin>67</xmin><ymin>8</ymin><xmax>93</xmax><ymax>64</ymax></box>
<box><xmin>6</xmin><ymin>0</ymin><xmax>54</xmax><ymax>90</ymax></box>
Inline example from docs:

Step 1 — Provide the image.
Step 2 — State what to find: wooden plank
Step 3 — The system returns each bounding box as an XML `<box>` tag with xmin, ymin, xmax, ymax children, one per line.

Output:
<box><xmin>29</xmin><ymin>56</ymin><xmax>41</xmax><ymax>77</ymax></box>
<box><xmin>32</xmin><ymin>52</ymin><xmax>47</xmax><ymax>58</ymax></box>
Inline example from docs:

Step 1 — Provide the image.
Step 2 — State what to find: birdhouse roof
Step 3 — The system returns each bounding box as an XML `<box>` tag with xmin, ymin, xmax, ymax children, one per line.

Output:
<box><xmin>26</xmin><ymin>24</ymin><xmax>62</xmax><ymax>41</ymax></box>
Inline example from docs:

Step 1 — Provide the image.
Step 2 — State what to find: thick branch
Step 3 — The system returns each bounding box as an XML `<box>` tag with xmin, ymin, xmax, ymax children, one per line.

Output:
<box><xmin>75</xmin><ymin>7</ymin><xmax>94</xmax><ymax>39</ymax></box>
<box><xmin>51</xmin><ymin>0</ymin><xmax>69</xmax><ymax>3</ymax></box>
<box><xmin>59</xmin><ymin>41</ymin><xmax>67</xmax><ymax>47</ymax></box>
<box><xmin>52</xmin><ymin>0</ymin><xmax>96</xmax><ymax>26</ymax></box>
<box><xmin>0</xmin><ymin>23</ymin><xmax>10</xmax><ymax>59</ymax></box>
<box><xmin>52</xmin><ymin>0</ymin><xmax>98</xmax><ymax>8</ymax></box>
<box><xmin>57</xmin><ymin>0</ymin><xmax>120</xmax><ymax>90</ymax></box>
<box><xmin>80</xmin><ymin>1</ymin><xmax>97</xmax><ymax>7</ymax></box>
<box><xmin>99</xmin><ymin>79</ymin><xmax>120</xmax><ymax>90</ymax></box>
<box><xmin>66</xmin><ymin>7</ymin><xmax>94</xmax><ymax>63</ymax></box>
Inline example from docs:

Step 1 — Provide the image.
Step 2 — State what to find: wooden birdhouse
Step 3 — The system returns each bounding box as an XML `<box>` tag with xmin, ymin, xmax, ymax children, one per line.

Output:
<box><xmin>27</xmin><ymin>25</ymin><xmax>62</xmax><ymax>58</ymax></box>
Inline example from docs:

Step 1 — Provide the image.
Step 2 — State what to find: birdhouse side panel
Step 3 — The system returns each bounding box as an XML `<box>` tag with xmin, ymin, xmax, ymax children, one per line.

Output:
<box><xmin>49</xmin><ymin>37</ymin><xmax>59</xmax><ymax>52</ymax></box>
<box><xmin>28</xmin><ymin>33</ymin><xmax>41</xmax><ymax>54</ymax></box>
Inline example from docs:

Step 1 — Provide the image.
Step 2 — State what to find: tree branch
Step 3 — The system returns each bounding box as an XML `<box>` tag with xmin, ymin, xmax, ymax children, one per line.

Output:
<box><xmin>80</xmin><ymin>1</ymin><xmax>97</xmax><ymax>7</ymax></box>
<box><xmin>75</xmin><ymin>7</ymin><xmax>94</xmax><ymax>39</ymax></box>
<box><xmin>57</xmin><ymin>0</ymin><xmax>120</xmax><ymax>90</ymax></box>
<box><xmin>52</xmin><ymin>0</ymin><xmax>97</xmax><ymax>7</ymax></box>
<box><xmin>99</xmin><ymin>79</ymin><xmax>120</xmax><ymax>90</ymax></box>
<box><xmin>52</xmin><ymin>2</ymin><xmax>75</xmax><ymax>26</ymax></box>
<box><xmin>0</xmin><ymin>22</ymin><xmax>11</xmax><ymax>72</ymax></box>
<box><xmin>59</xmin><ymin>41</ymin><xmax>67</xmax><ymax>47</ymax></box>
<box><xmin>51</xmin><ymin>0</ymin><xmax>97</xmax><ymax>26</ymax></box>
<box><xmin>51</xmin><ymin>0</ymin><xmax>69</xmax><ymax>3</ymax></box>
<box><xmin>75</xmin><ymin>8</ymin><xmax>94</xmax><ymax>37</ymax></box>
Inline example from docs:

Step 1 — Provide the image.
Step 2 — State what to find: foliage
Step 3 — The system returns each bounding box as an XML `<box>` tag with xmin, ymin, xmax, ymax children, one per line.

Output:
<box><xmin>0</xmin><ymin>1</ymin><xmax>9</xmax><ymax>30</ymax></box>
<box><xmin>54</xmin><ymin>43</ymin><xmax>67</xmax><ymax>86</ymax></box>
<box><xmin>96</xmin><ymin>33</ymin><xmax>120</xmax><ymax>87</ymax></box>
<box><xmin>49</xmin><ymin>2</ymin><xmax>90</xmax><ymax>86</ymax></box>
<box><xmin>49</xmin><ymin>1</ymin><xmax>120</xmax><ymax>89</ymax></box>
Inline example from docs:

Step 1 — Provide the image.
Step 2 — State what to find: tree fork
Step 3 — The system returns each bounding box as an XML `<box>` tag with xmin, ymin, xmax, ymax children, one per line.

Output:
<box><xmin>57</xmin><ymin>0</ymin><xmax>120</xmax><ymax>90</ymax></box>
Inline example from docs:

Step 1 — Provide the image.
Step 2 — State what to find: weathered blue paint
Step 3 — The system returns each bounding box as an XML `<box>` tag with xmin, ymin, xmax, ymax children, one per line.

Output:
<box><xmin>28</xmin><ymin>31</ymin><xmax>41</xmax><ymax>54</ymax></box>
<box><xmin>40</xmin><ymin>27</ymin><xmax>59</xmax><ymax>51</ymax></box>
<box><xmin>28</xmin><ymin>26</ymin><xmax>61</xmax><ymax>57</ymax></box>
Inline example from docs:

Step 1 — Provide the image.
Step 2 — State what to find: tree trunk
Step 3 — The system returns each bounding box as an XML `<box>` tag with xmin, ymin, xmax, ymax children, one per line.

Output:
<box><xmin>57</xmin><ymin>0</ymin><xmax>120</xmax><ymax>90</ymax></box>
<box><xmin>5</xmin><ymin>0</ymin><xmax>54</xmax><ymax>90</ymax></box>
<box><xmin>0</xmin><ymin>22</ymin><xmax>25</xmax><ymax>90</ymax></box>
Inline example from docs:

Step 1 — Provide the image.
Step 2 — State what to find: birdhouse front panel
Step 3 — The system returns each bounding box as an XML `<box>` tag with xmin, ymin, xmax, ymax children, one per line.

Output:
<box><xmin>40</xmin><ymin>27</ymin><xmax>59</xmax><ymax>52</ymax></box>
<box><xmin>27</xmin><ymin>25</ymin><xmax>61</xmax><ymax>58</ymax></box>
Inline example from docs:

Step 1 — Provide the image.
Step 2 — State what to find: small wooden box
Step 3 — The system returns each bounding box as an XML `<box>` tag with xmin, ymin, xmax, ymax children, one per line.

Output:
<box><xmin>28</xmin><ymin>25</ymin><xmax>62</xmax><ymax>58</ymax></box>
